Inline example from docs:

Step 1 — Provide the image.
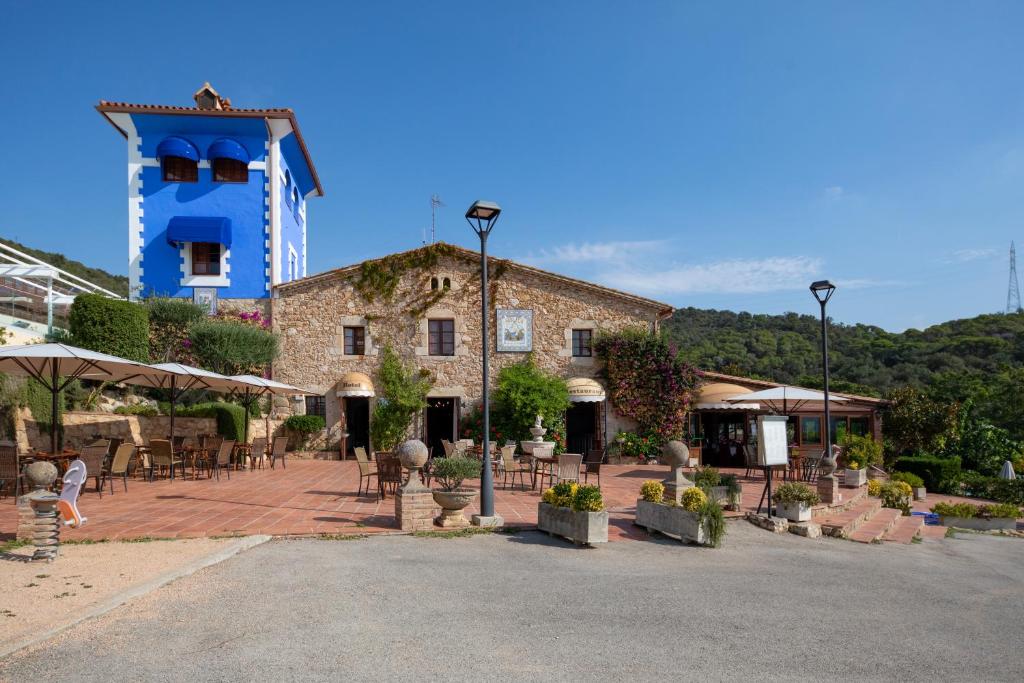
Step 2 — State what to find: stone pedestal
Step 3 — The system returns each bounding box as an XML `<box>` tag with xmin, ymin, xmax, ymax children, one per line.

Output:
<box><xmin>471</xmin><ymin>514</ymin><xmax>505</xmax><ymax>528</ymax></box>
<box><xmin>396</xmin><ymin>488</ymin><xmax>436</xmax><ymax>532</ymax></box>
<box><xmin>817</xmin><ymin>476</ymin><xmax>842</xmax><ymax>505</ymax></box>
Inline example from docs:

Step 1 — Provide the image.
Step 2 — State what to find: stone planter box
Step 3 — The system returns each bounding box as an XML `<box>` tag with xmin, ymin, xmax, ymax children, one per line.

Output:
<box><xmin>537</xmin><ymin>503</ymin><xmax>608</xmax><ymax>546</ymax></box>
<box><xmin>635</xmin><ymin>499</ymin><xmax>710</xmax><ymax>545</ymax></box>
<box><xmin>843</xmin><ymin>468</ymin><xmax>867</xmax><ymax>488</ymax></box>
<box><xmin>939</xmin><ymin>516</ymin><xmax>1017</xmax><ymax>532</ymax></box>
<box><xmin>708</xmin><ymin>486</ymin><xmax>742</xmax><ymax>511</ymax></box>
<box><xmin>775</xmin><ymin>501</ymin><xmax>812</xmax><ymax>522</ymax></box>
<box><xmin>912</xmin><ymin>487</ymin><xmax>927</xmax><ymax>501</ymax></box>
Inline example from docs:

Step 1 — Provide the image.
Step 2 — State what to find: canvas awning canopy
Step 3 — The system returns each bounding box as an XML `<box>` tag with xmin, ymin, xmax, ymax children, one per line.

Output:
<box><xmin>156</xmin><ymin>136</ymin><xmax>199</xmax><ymax>161</ymax></box>
<box><xmin>207</xmin><ymin>138</ymin><xmax>250</xmax><ymax>164</ymax></box>
<box><xmin>724</xmin><ymin>386</ymin><xmax>848</xmax><ymax>414</ymax></box>
<box><xmin>336</xmin><ymin>372</ymin><xmax>374</xmax><ymax>397</ymax></box>
<box><xmin>166</xmin><ymin>216</ymin><xmax>232</xmax><ymax>247</ymax></box>
<box><xmin>695</xmin><ymin>382</ymin><xmax>760</xmax><ymax>410</ymax></box>
<box><xmin>229</xmin><ymin>375</ymin><xmax>312</xmax><ymax>443</ymax></box>
<box><xmin>566</xmin><ymin>377</ymin><xmax>605</xmax><ymax>403</ymax></box>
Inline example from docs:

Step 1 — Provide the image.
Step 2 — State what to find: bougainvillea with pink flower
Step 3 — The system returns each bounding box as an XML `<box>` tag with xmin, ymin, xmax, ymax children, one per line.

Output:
<box><xmin>595</xmin><ymin>328</ymin><xmax>701</xmax><ymax>440</ymax></box>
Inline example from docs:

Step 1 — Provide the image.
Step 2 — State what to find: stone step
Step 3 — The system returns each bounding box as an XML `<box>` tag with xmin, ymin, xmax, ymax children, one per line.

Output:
<box><xmin>817</xmin><ymin>498</ymin><xmax>882</xmax><ymax>538</ymax></box>
<box><xmin>881</xmin><ymin>514</ymin><xmax>924</xmax><ymax>544</ymax></box>
<box><xmin>848</xmin><ymin>508</ymin><xmax>902</xmax><ymax>544</ymax></box>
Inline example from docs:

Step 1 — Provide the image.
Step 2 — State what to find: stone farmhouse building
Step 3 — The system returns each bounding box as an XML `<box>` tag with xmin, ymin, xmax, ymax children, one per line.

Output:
<box><xmin>270</xmin><ymin>243</ymin><xmax>672</xmax><ymax>457</ymax></box>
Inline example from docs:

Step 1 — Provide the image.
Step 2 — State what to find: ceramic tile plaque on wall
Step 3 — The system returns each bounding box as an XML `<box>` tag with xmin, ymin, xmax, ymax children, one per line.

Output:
<box><xmin>496</xmin><ymin>308</ymin><xmax>533</xmax><ymax>352</ymax></box>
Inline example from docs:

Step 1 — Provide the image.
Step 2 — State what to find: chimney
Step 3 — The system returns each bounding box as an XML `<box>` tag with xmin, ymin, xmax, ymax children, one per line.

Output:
<box><xmin>193</xmin><ymin>82</ymin><xmax>224</xmax><ymax>110</ymax></box>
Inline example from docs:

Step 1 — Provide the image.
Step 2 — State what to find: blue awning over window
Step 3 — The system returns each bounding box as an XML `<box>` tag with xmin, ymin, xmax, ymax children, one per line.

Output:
<box><xmin>207</xmin><ymin>138</ymin><xmax>250</xmax><ymax>164</ymax></box>
<box><xmin>166</xmin><ymin>217</ymin><xmax>232</xmax><ymax>248</ymax></box>
<box><xmin>156</xmin><ymin>136</ymin><xmax>199</xmax><ymax>162</ymax></box>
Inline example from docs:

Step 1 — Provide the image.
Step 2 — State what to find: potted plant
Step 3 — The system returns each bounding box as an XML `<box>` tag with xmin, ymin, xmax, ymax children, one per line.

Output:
<box><xmin>840</xmin><ymin>434</ymin><xmax>882</xmax><ymax>487</ymax></box>
<box><xmin>430</xmin><ymin>457</ymin><xmax>481</xmax><ymax>528</ymax></box>
<box><xmin>931</xmin><ymin>502</ymin><xmax>1021</xmax><ymax>531</ymax></box>
<box><xmin>773</xmin><ymin>482</ymin><xmax>820</xmax><ymax>522</ymax></box>
<box><xmin>694</xmin><ymin>467</ymin><xmax>742</xmax><ymax>511</ymax></box>
<box><xmin>634</xmin><ymin>480</ymin><xmax>725</xmax><ymax>547</ymax></box>
<box><xmin>538</xmin><ymin>482</ymin><xmax>608</xmax><ymax>545</ymax></box>
<box><xmin>843</xmin><ymin>461</ymin><xmax>867</xmax><ymax>488</ymax></box>
<box><xmin>892</xmin><ymin>471</ymin><xmax>926</xmax><ymax>501</ymax></box>
<box><xmin>879</xmin><ymin>480</ymin><xmax>912</xmax><ymax>515</ymax></box>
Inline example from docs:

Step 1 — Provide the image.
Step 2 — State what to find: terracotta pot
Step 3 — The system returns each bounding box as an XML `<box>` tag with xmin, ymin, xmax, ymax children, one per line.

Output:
<box><xmin>432</xmin><ymin>488</ymin><xmax>478</xmax><ymax>528</ymax></box>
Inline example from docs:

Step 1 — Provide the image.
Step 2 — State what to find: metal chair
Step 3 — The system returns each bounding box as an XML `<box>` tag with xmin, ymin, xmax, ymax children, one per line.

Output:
<box><xmin>743</xmin><ymin>444</ymin><xmax>759</xmax><ymax>479</ymax></box>
<box><xmin>149</xmin><ymin>439</ymin><xmax>185</xmax><ymax>482</ymax></box>
<box><xmin>554</xmin><ymin>453</ymin><xmax>583</xmax><ymax>485</ymax></box>
<box><xmin>249</xmin><ymin>437</ymin><xmax>269</xmax><ymax>471</ymax></box>
<box><xmin>79</xmin><ymin>442</ymin><xmax>110</xmax><ymax>496</ymax></box>
<box><xmin>101</xmin><ymin>443</ymin><xmax>136</xmax><ymax>494</ymax></box>
<box><xmin>211</xmin><ymin>439</ymin><xmax>236</xmax><ymax>480</ymax></box>
<box><xmin>270</xmin><ymin>436</ymin><xmax>288</xmax><ymax>469</ymax></box>
<box><xmin>582</xmin><ymin>448</ymin><xmax>604</xmax><ymax>487</ymax></box>
<box><xmin>354</xmin><ymin>447</ymin><xmax>377</xmax><ymax>496</ymax></box>
<box><xmin>500</xmin><ymin>445</ymin><xmax>531</xmax><ymax>490</ymax></box>
<box><xmin>375</xmin><ymin>453</ymin><xmax>402</xmax><ymax>500</ymax></box>
<box><xmin>0</xmin><ymin>444</ymin><xmax>25</xmax><ymax>501</ymax></box>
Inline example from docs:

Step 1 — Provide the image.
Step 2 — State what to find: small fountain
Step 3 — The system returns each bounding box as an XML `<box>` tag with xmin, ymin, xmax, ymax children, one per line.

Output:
<box><xmin>520</xmin><ymin>415</ymin><xmax>554</xmax><ymax>457</ymax></box>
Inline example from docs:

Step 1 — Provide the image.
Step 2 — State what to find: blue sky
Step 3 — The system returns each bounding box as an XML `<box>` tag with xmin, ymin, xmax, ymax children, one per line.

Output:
<box><xmin>1</xmin><ymin>1</ymin><xmax>1021</xmax><ymax>331</ymax></box>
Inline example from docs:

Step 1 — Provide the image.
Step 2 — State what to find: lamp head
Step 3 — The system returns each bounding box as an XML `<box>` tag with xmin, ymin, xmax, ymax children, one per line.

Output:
<box><xmin>810</xmin><ymin>280</ymin><xmax>836</xmax><ymax>305</ymax></box>
<box><xmin>465</xmin><ymin>200</ymin><xmax>502</xmax><ymax>236</ymax></box>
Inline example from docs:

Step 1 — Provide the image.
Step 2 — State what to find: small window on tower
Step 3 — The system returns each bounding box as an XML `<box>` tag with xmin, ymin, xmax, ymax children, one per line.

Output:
<box><xmin>192</xmin><ymin>243</ymin><xmax>221</xmax><ymax>276</ymax></box>
<box><xmin>163</xmin><ymin>156</ymin><xmax>198</xmax><ymax>183</ymax></box>
<box><xmin>212</xmin><ymin>157</ymin><xmax>248</xmax><ymax>183</ymax></box>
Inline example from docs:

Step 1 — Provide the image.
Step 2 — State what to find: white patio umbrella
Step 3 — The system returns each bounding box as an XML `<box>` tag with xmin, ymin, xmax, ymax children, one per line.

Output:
<box><xmin>130</xmin><ymin>363</ymin><xmax>254</xmax><ymax>445</ymax></box>
<box><xmin>999</xmin><ymin>460</ymin><xmax>1017</xmax><ymax>480</ymax></box>
<box><xmin>724</xmin><ymin>386</ymin><xmax>849</xmax><ymax>415</ymax></box>
<box><xmin>0</xmin><ymin>343</ymin><xmax>170</xmax><ymax>454</ymax></box>
<box><xmin>228</xmin><ymin>375</ymin><xmax>312</xmax><ymax>443</ymax></box>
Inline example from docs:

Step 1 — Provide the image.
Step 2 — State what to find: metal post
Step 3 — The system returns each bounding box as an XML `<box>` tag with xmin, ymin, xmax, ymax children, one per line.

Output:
<box><xmin>50</xmin><ymin>359</ymin><xmax>59</xmax><ymax>454</ymax></box>
<box><xmin>46</xmin><ymin>275</ymin><xmax>53</xmax><ymax>338</ymax></box>
<box><xmin>169</xmin><ymin>375</ymin><xmax>177</xmax><ymax>445</ymax></box>
<box><xmin>479</xmin><ymin>231</ymin><xmax>494</xmax><ymax>518</ymax></box>
<box><xmin>820</xmin><ymin>300</ymin><xmax>832</xmax><ymax>462</ymax></box>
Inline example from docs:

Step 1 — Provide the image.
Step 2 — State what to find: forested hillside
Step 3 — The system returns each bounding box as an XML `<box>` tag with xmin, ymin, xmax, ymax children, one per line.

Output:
<box><xmin>666</xmin><ymin>307</ymin><xmax>1024</xmax><ymax>395</ymax></box>
<box><xmin>0</xmin><ymin>237</ymin><xmax>129</xmax><ymax>297</ymax></box>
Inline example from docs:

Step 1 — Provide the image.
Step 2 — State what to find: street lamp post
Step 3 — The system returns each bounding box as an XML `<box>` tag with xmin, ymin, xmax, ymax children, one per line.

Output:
<box><xmin>466</xmin><ymin>200</ymin><xmax>503</xmax><ymax>527</ymax></box>
<box><xmin>810</xmin><ymin>280</ymin><xmax>837</xmax><ymax>476</ymax></box>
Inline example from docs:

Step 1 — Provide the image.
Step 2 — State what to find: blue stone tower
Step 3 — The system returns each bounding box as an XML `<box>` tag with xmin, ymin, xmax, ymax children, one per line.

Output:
<box><xmin>98</xmin><ymin>83</ymin><xmax>322</xmax><ymax>304</ymax></box>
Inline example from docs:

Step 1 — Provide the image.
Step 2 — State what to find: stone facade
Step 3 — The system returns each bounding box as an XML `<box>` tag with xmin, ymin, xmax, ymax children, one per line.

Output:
<box><xmin>271</xmin><ymin>244</ymin><xmax>671</xmax><ymax>449</ymax></box>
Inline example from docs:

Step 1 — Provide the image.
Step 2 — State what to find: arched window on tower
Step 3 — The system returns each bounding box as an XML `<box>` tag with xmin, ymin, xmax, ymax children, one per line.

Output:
<box><xmin>157</xmin><ymin>137</ymin><xmax>199</xmax><ymax>183</ymax></box>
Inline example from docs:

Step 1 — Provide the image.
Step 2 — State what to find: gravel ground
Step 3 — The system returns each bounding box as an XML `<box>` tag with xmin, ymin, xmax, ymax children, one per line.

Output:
<box><xmin>1</xmin><ymin>524</ymin><xmax>1022</xmax><ymax>682</ymax></box>
<box><xmin>0</xmin><ymin>538</ymin><xmax>232</xmax><ymax>654</ymax></box>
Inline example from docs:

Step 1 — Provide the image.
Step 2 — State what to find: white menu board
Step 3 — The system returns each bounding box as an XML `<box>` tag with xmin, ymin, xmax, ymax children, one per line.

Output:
<box><xmin>757</xmin><ymin>415</ymin><xmax>789</xmax><ymax>467</ymax></box>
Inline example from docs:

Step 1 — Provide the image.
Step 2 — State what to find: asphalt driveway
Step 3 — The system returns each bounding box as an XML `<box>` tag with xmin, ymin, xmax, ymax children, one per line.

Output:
<box><xmin>2</xmin><ymin>524</ymin><xmax>1022</xmax><ymax>682</ymax></box>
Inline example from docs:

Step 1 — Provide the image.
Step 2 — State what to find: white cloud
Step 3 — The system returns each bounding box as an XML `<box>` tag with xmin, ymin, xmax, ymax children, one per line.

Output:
<box><xmin>823</xmin><ymin>186</ymin><xmax>844</xmax><ymax>200</ymax></box>
<box><xmin>943</xmin><ymin>247</ymin><xmax>998</xmax><ymax>264</ymax></box>
<box><xmin>521</xmin><ymin>240</ymin><xmax>667</xmax><ymax>265</ymax></box>
<box><xmin>598</xmin><ymin>256</ymin><xmax>823</xmax><ymax>295</ymax></box>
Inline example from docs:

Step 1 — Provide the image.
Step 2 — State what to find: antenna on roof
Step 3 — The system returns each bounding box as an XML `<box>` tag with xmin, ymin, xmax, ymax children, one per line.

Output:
<box><xmin>430</xmin><ymin>194</ymin><xmax>445</xmax><ymax>244</ymax></box>
<box><xmin>1009</xmin><ymin>241</ymin><xmax>1022</xmax><ymax>314</ymax></box>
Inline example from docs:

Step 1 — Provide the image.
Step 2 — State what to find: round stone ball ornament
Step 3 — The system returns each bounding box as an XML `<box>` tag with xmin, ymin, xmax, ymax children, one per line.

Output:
<box><xmin>397</xmin><ymin>439</ymin><xmax>429</xmax><ymax>491</ymax></box>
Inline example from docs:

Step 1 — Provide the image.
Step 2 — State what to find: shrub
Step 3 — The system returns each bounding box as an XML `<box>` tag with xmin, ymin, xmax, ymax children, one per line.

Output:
<box><xmin>284</xmin><ymin>414</ymin><xmax>326</xmax><ymax>450</ymax></box>
<box><xmin>774</xmin><ymin>482</ymin><xmax>820</xmax><ymax>506</ymax></box>
<box><xmin>892</xmin><ymin>455</ymin><xmax>962</xmax><ymax>494</ymax></box>
<box><xmin>188</xmin><ymin>318</ymin><xmax>279</xmax><ymax>376</ymax></box>
<box><xmin>698</xmin><ymin>499</ymin><xmax>726</xmax><ymax>548</ymax></box>
<box><xmin>932</xmin><ymin>501</ymin><xmax>1021</xmax><ymax>519</ymax></box>
<box><xmin>958</xmin><ymin>472</ymin><xmax>1024</xmax><ymax>505</ymax></box>
<box><xmin>867</xmin><ymin>478</ymin><xmax>882</xmax><ymax>497</ymax></box>
<box><xmin>145</xmin><ymin>297</ymin><xmax>207</xmax><ymax>362</ymax></box>
<box><xmin>693</xmin><ymin>467</ymin><xmax>721</xmax><ymax>489</ymax></box>
<box><xmin>841</xmin><ymin>433</ymin><xmax>883</xmax><ymax>471</ymax></box>
<box><xmin>980</xmin><ymin>503</ymin><xmax>1022</xmax><ymax>519</ymax></box>
<box><xmin>891</xmin><ymin>471</ymin><xmax>924</xmax><ymax>489</ymax></box>
<box><xmin>114</xmin><ymin>404</ymin><xmax>157</xmax><ymax>417</ymax></box>
<box><xmin>615</xmin><ymin>430</ymin><xmax>663</xmax><ymax>460</ymax></box>
<box><xmin>640</xmin><ymin>480</ymin><xmax>665</xmax><ymax>503</ymax></box>
<box><xmin>429</xmin><ymin>456</ymin><xmax>480</xmax><ymax>491</ymax></box>
<box><xmin>571</xmin><ymin>485</ymin><xmax>605</xmax><ymax>512</ymax></box>
<box><xmin>176</xmin><ymin>401</ymin><xmax>248</xmax><ymax>441</ymax></box>
<box><xmin>880</xmin><ymin>481</ymin><xmax>912</xmax><ymax>515</ymax></box>
<box><xmin>371</xmin><ymin>346</ymin><xmax>433</xmax><ymax>451</ymax></box>
<box><xmin>68</xmin><ymin>293</ymin><xmax>149</xmax><ymax>362</ymax></box>
<box><xmin>546</xmin><ymin>482</ymin><xmax>578</xmax><ymax>508</ymax></box>
<box><xmin>719</xmin><ymin>474</ymin><xmax>741</xmax><ymax>497</ymax></box>
<box><xmin>490</xmin><ymin>357</ymin><xmax>570</xmax><ymax>447</ymax></box>
<box><xmin>931</xmin><ymin>502</ymin><xmax>977</xmax><ymax>518</ymax></box>
<box><xmin>680</xmin><ymin>486</ymin><xmax>707</xmax><ymax>512</ymax></box>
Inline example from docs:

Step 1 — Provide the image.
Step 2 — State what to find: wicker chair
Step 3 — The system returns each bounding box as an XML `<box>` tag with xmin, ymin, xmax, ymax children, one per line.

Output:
<box><xmin>500</xmin><ymin>445</ymin><xmax>531</xmax><ymax>490</ymax></box>
<box><xmin>211</xmin><ymin>440</ymin><xmax>236</xmax><ymax>480</ymax></box>
<box><xmin>150</xmin><ymin>439</ymin><xmax>185</xmax><ymax>481</ymax></box>
<box><xmin>555</xmin><ymin>453</ymin><xmax>583</xmax><ymax>485</ymax></box>
<box><xmin>79</xmin><ymin>442</ymin><xmax>110</xmax><ymax>496</ymax></box>
<box><xmin>354</xmin><ymin>447</ymin><xmax>377</xmax><ymax>496</ymax></box>
<box><xmin>375</xmin><ymin>453</ymin><xmax>402</xmax><ymax>500</ymax></box>
<box><xmin>441</xmin><ymin>439</ymin><xmax>456</xmax><ymax>457</ymax></box>
<box><xmin>0</xmin><ymin>444</ymin><xmax>25</xmax><ymax>501</ymax></box>
<box><xmin>249</xmin><ymin>437</ymin><xmax>269</xmax><ymax>471</ymax></box>
<box><xmin>101</xmin><ymin>443</ymin><xmax>136</xmax><ymax>494</ymax></box>
<box><xmin>743</xmin><ymin>444</ymin><xmax>759</xmax><ymax>479</ymax></box>
<box><xmin>582</xmin><ymin>448</ymin><xmax>604</xmax><ymax>487</ymax></box>
<box><xmin>270</xmin><ymin>436</ymin><xmax>288</xmax><ymax>469</ymax></box>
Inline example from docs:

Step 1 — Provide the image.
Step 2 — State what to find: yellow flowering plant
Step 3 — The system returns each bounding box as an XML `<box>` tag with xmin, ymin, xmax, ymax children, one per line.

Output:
<box><xmin>640</xmin><ymin>480</ymin><xmax>665</xmax><ymax>503</ymax></box>
<box><xmin>867</xmin><ymin>479</ymin><xmax>882</xmax><ymax>497</ymax></box>
<box><xmin>680</xmin><ymin>486</ymin><xmax>707</xmax><ymax>512</ymax></box>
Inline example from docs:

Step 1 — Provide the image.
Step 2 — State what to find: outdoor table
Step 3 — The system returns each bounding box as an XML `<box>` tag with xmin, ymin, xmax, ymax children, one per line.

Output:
<box><xmin>530</xmin><ymin>454</ymin><xmax>556</xmax><ymax>491</ymax></box>
<box><xmin>232</xmin><ymin>443</ymin><xmax>252</xmax><ymax>470</ymax></box>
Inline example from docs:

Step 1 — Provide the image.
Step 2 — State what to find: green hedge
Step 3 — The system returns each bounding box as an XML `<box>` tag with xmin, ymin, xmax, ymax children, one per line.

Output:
<box><xmin>892</xmin><ymin>455</ymin><xmax>962</xmax><ymax>493</ymax></box>
<box><xmin>283</xmin><ymin>414</ymin><xmax>325</xmax><ymax>434</ymax></box>
<box><xmin>177</xmin><ymin>402</ymin><xmax>248</xmax><ymax>441</ymax></box>
<box><xmin>959</xmin><ymin>472</ymin><xmax>1024</xmax><ymax>505</ymax></box>
<box><xmin>68</xmin><ymin>293</ymin><xmax>149</xmax><ymax>362</ymax></box>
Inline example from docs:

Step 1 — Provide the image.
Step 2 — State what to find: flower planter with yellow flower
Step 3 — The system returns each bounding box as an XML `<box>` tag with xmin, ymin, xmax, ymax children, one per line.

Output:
<box><xmin>537</xmin><ymin>482</ymin><xmax>608</xmax><ymax>546</ymax></box>
<box><xmin>773</xmin><ymin>482</ymin><xmax>820</xmax><ymax>522</ymax></box>
<box><xmin>634</xmin><ymin>482</ymin><xmax>725</xmax><ymax>547</ymax></box>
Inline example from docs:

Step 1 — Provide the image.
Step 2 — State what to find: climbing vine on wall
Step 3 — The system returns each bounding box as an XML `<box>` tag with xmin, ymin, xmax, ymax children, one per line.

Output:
<box><xmin>595</xmin><ymin>328</ymin><xmax>702</xmax><ymax>440</ymax></box>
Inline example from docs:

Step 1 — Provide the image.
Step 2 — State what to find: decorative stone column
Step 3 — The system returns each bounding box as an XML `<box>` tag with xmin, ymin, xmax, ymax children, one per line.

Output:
<box><xmin>395</xmin><ymin>439</ymin><xmax>435</xmax><ymax>532</ymax></box>
<box><xmin>661</xmin><ymin>440</ymin><xmax>694</xmax><ymax>505</ymax></box>
<box><xmin>16</xmin><ymin>461</ymin><xmax>62</xmax><ymax>562</ymax></box>
<box><xmin>816</xmin><ymin>453</ymin><xmax>842</xmax><ymax>505</ymax></box>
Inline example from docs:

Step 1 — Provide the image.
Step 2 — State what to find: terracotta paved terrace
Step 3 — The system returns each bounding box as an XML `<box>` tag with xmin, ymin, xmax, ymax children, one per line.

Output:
<box><xmin>0</xmin><ymin>460</ymin><xmax>992</xmax><ymax>543</ymax></box>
